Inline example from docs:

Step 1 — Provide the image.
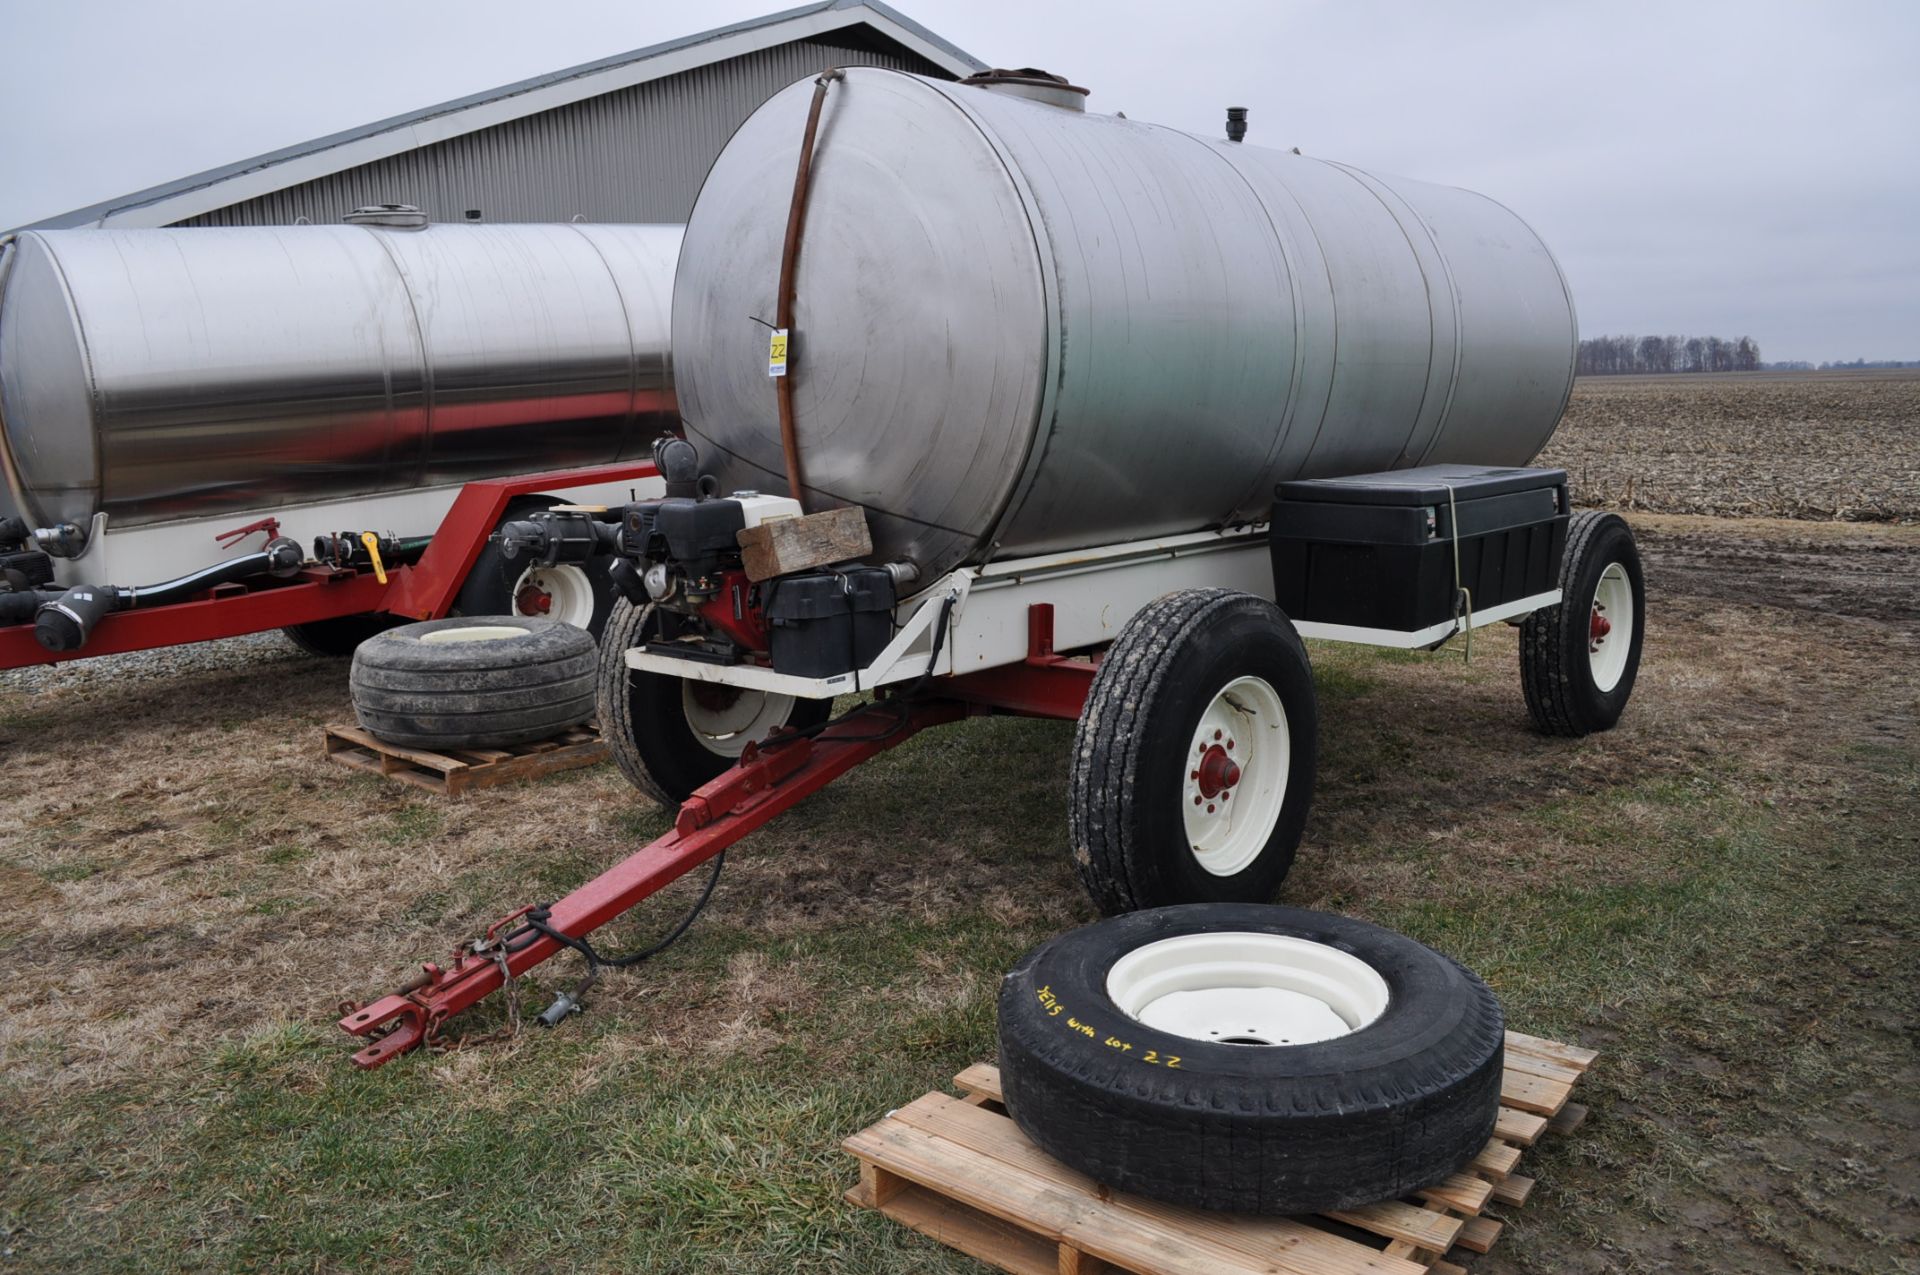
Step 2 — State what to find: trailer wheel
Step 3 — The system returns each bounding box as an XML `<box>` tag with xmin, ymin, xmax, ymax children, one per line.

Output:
<box><xmin>350</xmin><ymin>616</ymin><xmax>597</xmax><ymax>749</ymax></box>
<box><xmin>282</xmin><ymin>613</ymin><xmax>407</xmax><ymax>658</ymax></box>
<box><xmin>1069</xmin><ymin>589</ymin><xmax>1317</xmax><ymax>916</ymax></box>
<box><xmin>1520</xmin><ymin>511</ymin><xmax>1645</xmax><ymax>736</ymax></box>
<box><xmin>596</xmin><ymin>598</ymin><xmax>833</xmax><ymax>806</ymax></box>
<box><xmin>457</xmin><ymin>499</ymin><xmax>616</xmax><ymax>636</ymax></box>
<box><xmin>998</xmin><ymin>904</ymin><xmax>1505</xmax><ymax>1214</ymax></box>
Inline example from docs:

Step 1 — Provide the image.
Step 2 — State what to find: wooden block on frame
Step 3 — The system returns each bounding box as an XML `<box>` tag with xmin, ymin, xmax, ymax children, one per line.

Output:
<box><xmin>736</xmin><ymin>506</ymin><xmax>871</xmax><ymax>581</ymax></box>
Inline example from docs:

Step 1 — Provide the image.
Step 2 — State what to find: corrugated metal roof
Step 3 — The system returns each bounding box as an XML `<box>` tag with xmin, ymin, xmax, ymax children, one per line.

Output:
<box><xmin>176</xmin><ymin>37</ymin><xmax>937</xmax><ymax>228</ymax></box>
<box><xmin>19</xmin><ymin>0</ymin><xmax>983</xmax><ymax>231</ymax></box>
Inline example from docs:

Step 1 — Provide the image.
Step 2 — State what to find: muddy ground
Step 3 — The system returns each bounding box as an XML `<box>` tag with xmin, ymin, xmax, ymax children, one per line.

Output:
<box><xmin>1541</xmin><ymin>369</ymin><xmax>1920</xmax><ymax>523</ymax></box>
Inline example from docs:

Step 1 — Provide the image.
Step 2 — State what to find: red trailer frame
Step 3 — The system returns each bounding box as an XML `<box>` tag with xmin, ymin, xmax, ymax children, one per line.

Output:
<box><xmin>0</xmin><ymin>461</ymin><xmax>659</xmax><ymax>669</ymax></box>
<box><xmin>339</xmin><ymin>604</ymin><xmax>1099</xmax><ymax>1068</ymax></box>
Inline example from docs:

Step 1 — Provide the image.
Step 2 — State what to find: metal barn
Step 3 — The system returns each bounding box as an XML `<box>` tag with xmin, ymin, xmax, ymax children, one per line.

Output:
<box><xmin>18</xmin><ymin>0</ymin><xmax>981</xmax><ymax>231</ymax></box>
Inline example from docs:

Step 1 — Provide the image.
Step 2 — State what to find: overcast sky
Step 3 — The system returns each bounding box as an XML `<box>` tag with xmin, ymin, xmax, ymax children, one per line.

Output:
<box><xmin>3</xmin><ymin>0</ymin><xmax>1916</xmax><ymax>362</ymax></box>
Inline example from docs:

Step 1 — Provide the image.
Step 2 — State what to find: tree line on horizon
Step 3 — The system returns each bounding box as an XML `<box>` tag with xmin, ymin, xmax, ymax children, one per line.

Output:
<box><xmin>1577</xmin><ymin>334</ymin><xmax>1760</xmax><ymax>375</ymax></box>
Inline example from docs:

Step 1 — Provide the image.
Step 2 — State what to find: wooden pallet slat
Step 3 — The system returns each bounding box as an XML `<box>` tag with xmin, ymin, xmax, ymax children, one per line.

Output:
<box><xmin>320</xmin><ymin>721</ymin><xmax>606</xmax><ymax>796</ymax></box>
<box><xmin>1503</xmin><ymin>1030</ymin><xmax>1599</xmax><ymax>1072</ymax></box>
<box><xmin>882</xmin><ymin>1092</ymin><xmax>1423</xmax><ymax>1275</ymax></box>
<box><xmin>849</xmin><ymin>1029</ymin><xmax>1597</xmax><ymax>1275</ymax></box>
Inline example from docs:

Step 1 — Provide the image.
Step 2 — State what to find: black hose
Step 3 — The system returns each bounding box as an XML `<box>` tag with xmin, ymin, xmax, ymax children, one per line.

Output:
<box><xmin>32</xmin><ymin>537</ymin><xmax>307</xmax><ymax>651</ymax></box>
<box><xmin>505</xmin><ymin>850</ymin><xmax>730</xmax><ymax>1027</ymax></box>
<box><xmin>0</xmin><ymin>588</ymin><xmax>61</xmax><ymax>626</ymax></box>
<box><xmin>34</xmin><ymin>585</ymin><xmax>120</xmax><ymax>652</ymax></box>
<box><xmin>126</xmin><ymin>537</ymin><xmax>303</xmax><ymax>606</ymax></box>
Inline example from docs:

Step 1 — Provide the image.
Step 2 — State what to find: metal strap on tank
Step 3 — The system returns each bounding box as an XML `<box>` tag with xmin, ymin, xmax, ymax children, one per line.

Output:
<box><xmin>1442</xmin><ymin>484</ymin><xmax>1474</xmax><ymax>663</ymax></box>
<box><xmin>772</xmin><ymin>67</ymin><xmax>846</xmax><ymax>512</ymax></box>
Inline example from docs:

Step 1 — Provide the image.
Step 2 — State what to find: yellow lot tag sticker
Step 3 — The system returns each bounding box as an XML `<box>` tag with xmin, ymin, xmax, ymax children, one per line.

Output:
<box><xmin>768</xmin><ymin>328</ymin><xmax>789</xmax><ymax>378</ymax></box>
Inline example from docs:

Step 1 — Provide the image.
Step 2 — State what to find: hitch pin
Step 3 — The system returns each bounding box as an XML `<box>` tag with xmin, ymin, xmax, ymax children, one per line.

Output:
<box><xmin>360</xmin><ymin>531</ymin><xmax>388</xmax><ymax>584</ymax></box>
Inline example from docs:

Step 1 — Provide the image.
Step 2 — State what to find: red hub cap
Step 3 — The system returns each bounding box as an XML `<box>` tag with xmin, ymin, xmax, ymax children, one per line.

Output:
<box><xmin>515</xmin><ymin>585</ymin><xmax>553</xmax><ymax>616</ymax></box>
<box><xmin>1589</xmin><ymin>606</ymin><xmax>1612</xmax><ymax>644</ymax></box>
<box><xmin>1195</xmin><ymin>744</ymin><xmax>1242</xmax><ymax>800</ymax></box>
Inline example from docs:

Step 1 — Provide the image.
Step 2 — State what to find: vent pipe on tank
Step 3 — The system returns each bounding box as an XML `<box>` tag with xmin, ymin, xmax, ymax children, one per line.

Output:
<box><xmin>959</xmin><ymin>68</ymin><xmax>1089</xmax><ymax>112</ymax></box>
<box><xmin>1226</xmin><ymin>107</ymin><xmax>1248</xmax><ymax>143</ymax></box>
<box><xmin>343</xmin><ymin>203</ymin><xmax>428</xmax><ymax>229</ymax></box>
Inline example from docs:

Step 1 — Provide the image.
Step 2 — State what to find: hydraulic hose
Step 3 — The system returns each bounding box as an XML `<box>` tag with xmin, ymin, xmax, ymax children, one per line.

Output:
<box><xmin>0</xmin><ymin>588</ymin><xmax>60</xmax><ymax>626</ymax></box>
<box><xmin>31</xmin><ymin>536</ymin><xmax>305</xmax><ymax>652</ymax></box>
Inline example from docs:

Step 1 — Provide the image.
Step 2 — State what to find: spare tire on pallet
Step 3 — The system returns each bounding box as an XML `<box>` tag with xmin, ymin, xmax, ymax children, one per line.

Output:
<box><xmin>998</xmin><ymin>904</ymin><xmax>1504</xmax><ymax>1215</ymax></box>
<box><xmin>350</xmin><ymin>616</ymin><xmax>596</xmax><ymax>750</ymax></box>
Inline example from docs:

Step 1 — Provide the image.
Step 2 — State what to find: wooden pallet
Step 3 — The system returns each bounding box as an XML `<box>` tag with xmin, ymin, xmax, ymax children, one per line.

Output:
<box><xmin>321</xmin><ymin>721</ymin><xmax>607</xmax><ymax>796</ymax></box>
<box><xmin>844</xmin><ymin>1029</ymin><xmax>1596</xmax><ymax>1275</ymax></box>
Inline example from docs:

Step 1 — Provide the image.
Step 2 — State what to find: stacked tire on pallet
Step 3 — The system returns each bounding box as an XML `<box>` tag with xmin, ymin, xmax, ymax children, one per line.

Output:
<box><xmin>997</xmin><ymin>904</ymin><xmax>1506</xmax><ymax>1215</ymax></box>
<box><xmin>349</xmin><ymin>617</ymin><xmax>597</xmax><ymax>751</ymax></box>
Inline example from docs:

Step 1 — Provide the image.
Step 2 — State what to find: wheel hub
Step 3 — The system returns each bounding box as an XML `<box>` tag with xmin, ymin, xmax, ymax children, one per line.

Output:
<box><xmin>515</xmin><ymin>584</ymin><xmax>553</xmax><ymax>616</ymax></box>
<box><xmin>1194</xmin><ymin>743</ymin><xmax>1241</xmax><ymax>800</ymax></box>
<box><xmin>1182</xmin><ymin>676</ymin><xmax>1290</xmax><ymax>878</ymax></box>
<box><xmin>1586</xmin><ymin>562</ymin><xmax>1635</xmax><ymax>692</ymax></box>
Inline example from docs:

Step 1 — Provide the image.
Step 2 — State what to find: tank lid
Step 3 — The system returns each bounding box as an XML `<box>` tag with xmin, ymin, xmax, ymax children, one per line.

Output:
<box><xmin>344</xmin><ymin>203</ymin><xmax>428</xmax><ymax>229</ymax></box>
<box><xmin>959</xmin><ymin>68</ymin><xmax>1089</xmax><ymax>112</ymax></box>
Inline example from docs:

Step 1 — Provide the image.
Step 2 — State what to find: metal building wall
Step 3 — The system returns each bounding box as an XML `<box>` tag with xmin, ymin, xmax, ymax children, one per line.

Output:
<box><xmin>180</xmin><ymin>38</ymin><xmax>941</xmax><ymax>228</ymax></box>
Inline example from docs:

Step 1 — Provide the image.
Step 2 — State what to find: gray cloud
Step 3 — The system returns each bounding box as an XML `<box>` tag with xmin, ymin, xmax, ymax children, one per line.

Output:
<box><xmin>3</xmin><ymin>0</ymin><xmax>1914</xmax><ymax>361</ymax></box>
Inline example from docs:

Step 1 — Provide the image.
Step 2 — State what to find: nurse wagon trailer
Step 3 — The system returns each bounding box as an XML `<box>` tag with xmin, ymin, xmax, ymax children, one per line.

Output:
<box><xmin>341</xmin><ymin>68</ymin><xmax>1645</xmax><ymax>1065</ymax></box>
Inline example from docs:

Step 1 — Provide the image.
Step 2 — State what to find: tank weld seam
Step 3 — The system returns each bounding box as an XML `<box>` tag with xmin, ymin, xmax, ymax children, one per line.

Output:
<box><xmin>361</xmin><ymin>225</ymin><xmax>435</xmax><ymax>490</ymax></box>
<box><xmin>1188</xmin><ymin>138</ymin><xmax>1320</xmax><ymax>516</ymax></box>
<box><xmin>1320</xmin><ymin>160</ymin><xmax>1451</xmax><ymax>468</ymax></box>
<box><xmin>561</xmin><ymin>224</ymin><xmax>643</xmax><ymax>462</ymax></box>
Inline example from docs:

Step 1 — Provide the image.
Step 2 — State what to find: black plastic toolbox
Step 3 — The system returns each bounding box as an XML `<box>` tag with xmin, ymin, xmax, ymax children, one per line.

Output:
<box><xmin>1269</xmin><ymin>464</ymin><xmax>1568</xmax><ymax>633</ymax></box>
<box><xmin>764</xmin><ymin>566</ymin><xmax>895</xmax><ymax>678</ymax></box>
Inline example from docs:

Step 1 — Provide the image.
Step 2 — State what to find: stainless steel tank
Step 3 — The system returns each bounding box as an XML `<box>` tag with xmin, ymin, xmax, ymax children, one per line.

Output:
<box><xmin>0</xmin><ymin>220</ymin><xmax>681</xmax><ymax>539</ymax></box>
<box><xmin>673</xmin><ymin>69</ymin><xmax>1577</xmax><ymax>580</ymax></box>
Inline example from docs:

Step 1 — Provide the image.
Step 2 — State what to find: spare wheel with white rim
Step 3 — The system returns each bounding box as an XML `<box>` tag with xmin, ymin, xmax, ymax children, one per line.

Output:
<box><xmin>997</xmin><ymin>903</ymin><xmax>1505</xmax><ymax>1215</ymax></box>
<box><xmin>350</xmin><ymin>615</ymin><xmax>598</xmax><ymax>749</ymax></box>
<box><xmin>1069</xmin><ymin>588</ymin><xmax>1317</xmax><ymax>916</ymax></box>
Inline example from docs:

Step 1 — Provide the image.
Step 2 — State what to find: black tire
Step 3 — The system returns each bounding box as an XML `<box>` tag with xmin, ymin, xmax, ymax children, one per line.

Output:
<box><xmin>1520</xmin><ymin>511</ymin><xmax>1645</xmax><ymax>736</ymax></box>
<box><xmin>456</xmin><ymin>498</ymin><xmax>618</xmax><ymax>638</ymax></box>
<box><xmin>1069</xmin><ymin>589</ymin><xmax>1317</xmax><ymax>916</ymax></box>
<box><xmin>350</xmin><ymin>616</ymin><xmax>596</xmax><ymax>749</ymax></box>
<box><xmin>998</xmin><ymin>904</ymin><xmax>1505</xmax><ymax>1215</ymax></box>
<box><xmin>282</xmin><ymin>612</ymin><xmax>409</xmax><ymax>658</ymax></box>
<box><xmin>596</xmin><ymin>598</ymin><xmax>833</xmax><ymax>806</ymax></box>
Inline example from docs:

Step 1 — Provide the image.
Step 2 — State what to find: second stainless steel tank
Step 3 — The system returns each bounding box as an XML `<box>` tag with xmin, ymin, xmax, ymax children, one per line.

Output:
<box><xmin>673</xmin><ymin>69</ymin><xmax>1578</xmax><ymax>579</ymax></box>
<box><xmin>0</xmin><ymin>220</ymin><xmax>681</xmax><ymax>537</ymax></box>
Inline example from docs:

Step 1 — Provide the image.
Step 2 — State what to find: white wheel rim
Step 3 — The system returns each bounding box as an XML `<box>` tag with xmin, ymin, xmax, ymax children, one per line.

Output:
<box><xmin>1587</xmin><ymin>562</ymin><xmax>1634</xmax><ymax>693</ymax></box>
<box><xmin>681</xmin><ymin>683</ymin><xmax>801</xmax><ymax>758</ymax></box>
<box><xmin>419</xmin><ymin>624</ymin><xmax>528</xmax><ymax>645</ymax></box>
<box><xmin>512</xmin><ymin>564</ymin><xmax>596</xmax><ymax>629</ymax></box>
<box><xmin>1181</xmin><ymin>675</ymin><xmax>1290</xmax><ymax>878</ymax></box>
<box><xmin>1106</xmin><ymin>931</ymin><xmax>1390</xmax><ymax>1046</ymax></box>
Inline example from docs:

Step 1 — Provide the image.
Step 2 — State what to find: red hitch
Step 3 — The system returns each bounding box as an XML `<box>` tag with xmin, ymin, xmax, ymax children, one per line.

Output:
<box><xmin>339</xmin><ymin>698</ymin><xmax>966</xmax><ymax>1068</ymax></box>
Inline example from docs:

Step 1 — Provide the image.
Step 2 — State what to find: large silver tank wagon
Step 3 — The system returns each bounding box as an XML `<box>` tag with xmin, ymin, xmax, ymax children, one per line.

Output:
<box><xmin>0</xmin><ymin>218</ymin><xmax>680</xmax><ymax>552</ymax></box>
<box><xmin>0</xmin><ymin>218</ymin><xmax>682</xmax><ymax>654</ymax></box>
<box><xmin>674</xmin><ymin>68</ymin><xmax>1578</xmax><ymax>581</ymax></box>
